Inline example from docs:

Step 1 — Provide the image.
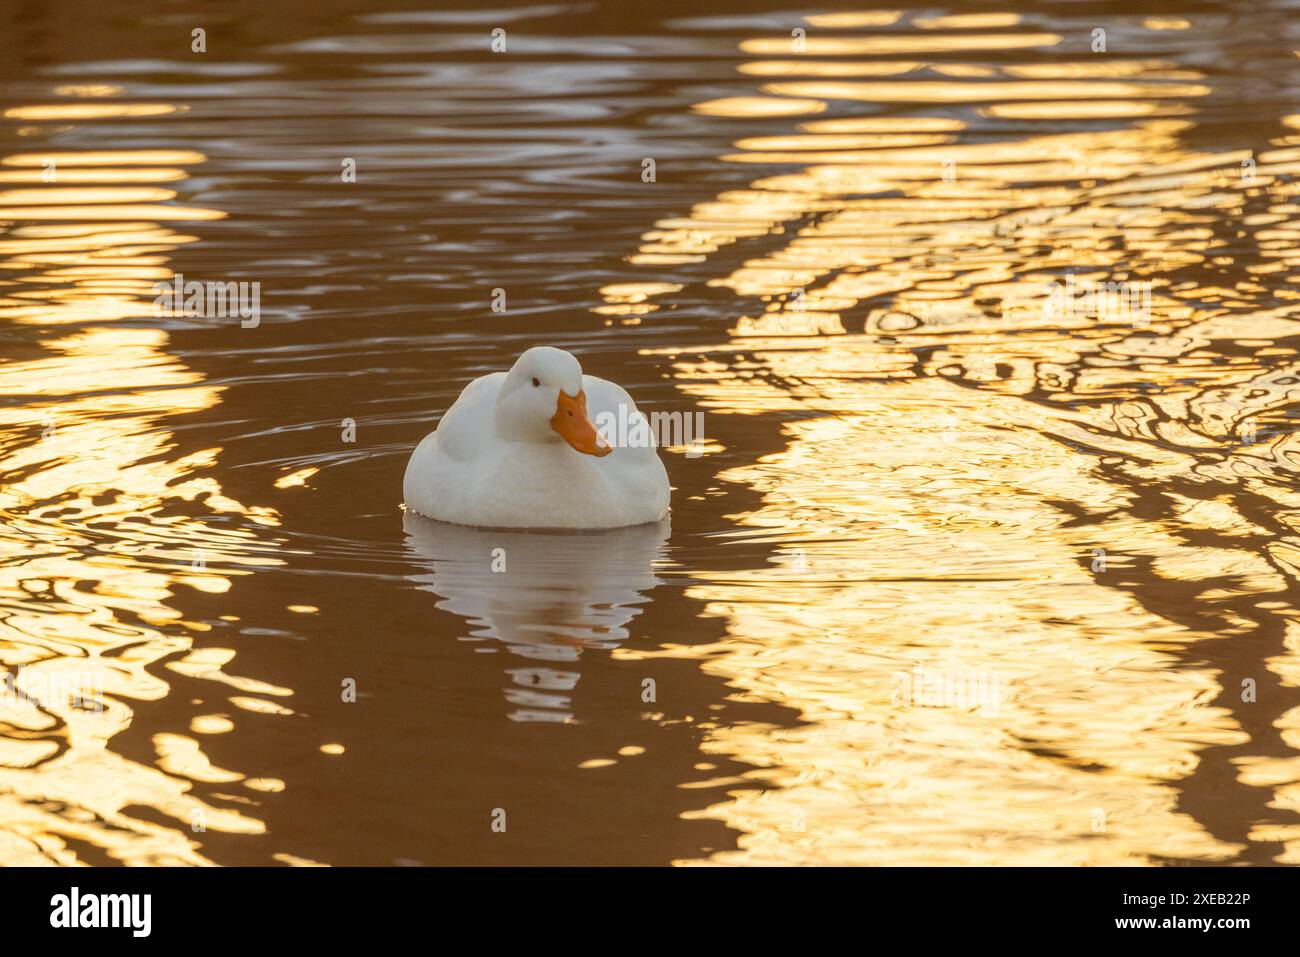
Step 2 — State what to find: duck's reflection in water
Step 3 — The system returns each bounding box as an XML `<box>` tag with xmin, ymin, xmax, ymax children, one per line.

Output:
<box><xmin>402</xmin><ymin>513</ymin><xmax>670</xmax><ymax>722</ymax></box>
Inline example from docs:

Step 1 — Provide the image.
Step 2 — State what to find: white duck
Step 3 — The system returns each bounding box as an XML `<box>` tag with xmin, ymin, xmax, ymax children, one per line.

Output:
<box><xmin>403</xmin><ymin>346</ymin><xmax>670</xmax><ymax>529</ymax></box>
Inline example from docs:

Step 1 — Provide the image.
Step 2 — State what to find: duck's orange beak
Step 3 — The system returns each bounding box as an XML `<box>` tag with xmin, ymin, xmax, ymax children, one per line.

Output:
<box><xmin>551</xmin><ymin>389</ymin><xmax>612</xmax><ymax>457</ymax></box>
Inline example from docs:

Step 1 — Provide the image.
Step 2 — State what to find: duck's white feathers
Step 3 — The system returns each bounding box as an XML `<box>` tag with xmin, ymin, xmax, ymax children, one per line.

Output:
<box><xmin>403</xmin><ymin>372</ymin><xmax>670</xmax><ymax>529</ymax></box>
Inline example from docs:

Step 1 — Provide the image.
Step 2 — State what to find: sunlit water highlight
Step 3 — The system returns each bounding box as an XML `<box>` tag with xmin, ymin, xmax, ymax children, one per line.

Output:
<box><xmin>1</xmin><ymin>0</ymin><xmax>1299</xmax><ymax>865</ymax></box>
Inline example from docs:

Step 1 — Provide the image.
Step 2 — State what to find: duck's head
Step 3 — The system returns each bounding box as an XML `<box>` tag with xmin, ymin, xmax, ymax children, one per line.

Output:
<box><xmin>495</xmin><ymin>346</ymin><xmax>612</xmax><ymax>456</ymax></box>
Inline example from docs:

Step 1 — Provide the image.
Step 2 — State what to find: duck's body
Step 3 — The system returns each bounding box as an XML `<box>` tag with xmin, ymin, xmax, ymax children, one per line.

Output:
<box><xmin>403</xmin><ymin>348</ymin><xmax>670</xmax><ymax>529</ymax></box>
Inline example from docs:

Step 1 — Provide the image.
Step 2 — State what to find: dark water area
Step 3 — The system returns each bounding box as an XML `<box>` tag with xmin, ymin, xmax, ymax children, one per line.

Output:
<box><xmin>2</xmin><ymin>0</ymin><xmax>1300</xmax><ymax>865</ymax></box>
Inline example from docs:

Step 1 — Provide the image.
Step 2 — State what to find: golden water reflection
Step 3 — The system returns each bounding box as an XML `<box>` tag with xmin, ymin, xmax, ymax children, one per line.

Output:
<box><xmin>0</xmin><ymin>135</ymin><xmax>287</xmax><ymax>863</ymax></box>
<box><xmin>6</xmin><ymin>3</ymin><xmax>1300</xmax><ymax>868</ymax></box>
<box><xmin>604</xmin><ymin>9</ymin><xmax>1300</xmax><ymax>865</ymax></box>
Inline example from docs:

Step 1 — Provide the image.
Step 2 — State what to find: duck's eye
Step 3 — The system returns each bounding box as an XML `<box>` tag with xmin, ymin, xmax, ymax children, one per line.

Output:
<box><xmin>531</xmin><ymin>377</ymin><xmax>540</xmax><ymax>388</ymax></box>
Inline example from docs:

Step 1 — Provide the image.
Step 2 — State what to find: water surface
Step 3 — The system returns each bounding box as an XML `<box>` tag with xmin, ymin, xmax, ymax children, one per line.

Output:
<box><xmin>2</xmin><ymin>0</ymin><xmax>1300</xmax><ymax>865</ymax></box>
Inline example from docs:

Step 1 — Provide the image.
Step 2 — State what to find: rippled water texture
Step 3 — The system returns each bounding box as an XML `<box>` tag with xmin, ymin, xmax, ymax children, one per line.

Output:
<box><xmin>3</xmin><ymin>0</ymin><xmax>1300</xmax><ymax>865</ymax></box>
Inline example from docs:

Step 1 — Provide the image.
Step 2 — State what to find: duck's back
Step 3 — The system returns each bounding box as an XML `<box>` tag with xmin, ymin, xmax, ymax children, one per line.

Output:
<box><xmin>429</xmin><ymin>372</ymin><xmax>505</xmax><ymax>462</ymax></box>
<box><xmin>402</xmin><ymin>372</ymin><xmax>504</xmax><ymax>518</ymax></box>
